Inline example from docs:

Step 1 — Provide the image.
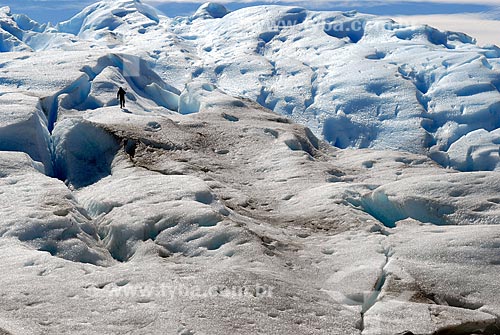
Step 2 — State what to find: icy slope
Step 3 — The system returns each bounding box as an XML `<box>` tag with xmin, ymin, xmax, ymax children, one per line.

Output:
<box><xmin>0</xmin><ymin>1</ymin><xmax>499</xmax><ymax>334</ymax></box>
<box><xmin>176</xmin><ymin>5</ymin><xmax>500</xmax><ymax>171</ymax></box>
<box><xmin>2</xmin><ymin>0</ymin><xmax>499</xmax><ymax>169</ymax></box>
<box><xmin>1</xmin><ymin>83</ymin><xmax>500</xmax><ymax>334</ymax></box>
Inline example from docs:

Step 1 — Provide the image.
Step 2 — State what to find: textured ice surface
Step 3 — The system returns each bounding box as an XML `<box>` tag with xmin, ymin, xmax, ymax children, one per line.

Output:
<box><xmin>0</xmin><ymin>79</ymin><xmax>498</xmax><ymax>334</ymax></box>
<box><xmin>2</xmin><ymin>0</ymin><xmax>498</xmax><ymax>171</ymax></box>
<box><xmin>0</xmin><ymin>152</ymin><xmax>113</xmax><ymax>266</ymax></box>
<box><xmin>171</xmin><ymin>4</ymin><xmax>500</xmax><ymax>171</ymax></box>
<box><xmin>0</xmin><ymin>1</ymin><xmax>499</xmax><ymax>334</ymax></box>
<box><xmin>179</xmin><ymin>3</ymin><xmax>496</xmax><ymax>171</ymax></box>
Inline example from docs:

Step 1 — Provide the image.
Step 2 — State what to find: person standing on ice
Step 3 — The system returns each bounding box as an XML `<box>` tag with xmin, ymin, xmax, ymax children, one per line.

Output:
<box><xmin>117</xmin><ymin>87</ymin><xmax>127</xmax><ymax>109</ymax></box>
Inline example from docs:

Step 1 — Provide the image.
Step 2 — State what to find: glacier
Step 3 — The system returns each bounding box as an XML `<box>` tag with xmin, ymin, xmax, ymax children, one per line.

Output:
<box><xmin>1</xmin><ymin>1</ymin><xmax>499</xmax><ymax>171</ymax></box>
<box><xmin>0</xmin><ymin>0</ymin><xmax>499</xmax><ymax>334</ymax></box>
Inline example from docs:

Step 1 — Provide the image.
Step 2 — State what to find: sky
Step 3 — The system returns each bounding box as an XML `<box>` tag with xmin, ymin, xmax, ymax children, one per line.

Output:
<box><xmin>0</xmin><ymin>0</ymin><xmax>499</xmax><ymax>45</ymax></box>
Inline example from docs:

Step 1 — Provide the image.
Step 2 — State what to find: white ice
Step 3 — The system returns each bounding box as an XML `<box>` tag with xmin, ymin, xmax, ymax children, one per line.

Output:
<box><xmin>0</xmin><ymin>1</ymin><xmax>499</xmax><ymax>334</ymax></box>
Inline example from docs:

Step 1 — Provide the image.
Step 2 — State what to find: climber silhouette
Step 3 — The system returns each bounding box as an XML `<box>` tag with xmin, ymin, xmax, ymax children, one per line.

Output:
<box><xmin>117</xmin><ymin>87</ymin><xmax>127</xmax><ymax>109</ymax></box>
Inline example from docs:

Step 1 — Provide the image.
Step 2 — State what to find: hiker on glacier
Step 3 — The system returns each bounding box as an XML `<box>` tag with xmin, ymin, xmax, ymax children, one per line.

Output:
<box><xmin>117</xmin><ymin>87</ymin><xmax>127</xmax><ymax>109</ymax></box>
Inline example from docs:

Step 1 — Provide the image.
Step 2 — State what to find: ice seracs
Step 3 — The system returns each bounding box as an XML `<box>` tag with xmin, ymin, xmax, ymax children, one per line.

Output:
<box><xmin>0</xmin><ymin>1</ymin><xmax>499</xmax><ymax>334</ymax></box>
<box><xmin>176</xmin><ymin>4</ymin><xmax>500</xmax><ymax>171</ymax></box>
<box><xmin>2</xmin><ymin>1</ymin><xmax>499</xmax><ymax>171</ymax></box>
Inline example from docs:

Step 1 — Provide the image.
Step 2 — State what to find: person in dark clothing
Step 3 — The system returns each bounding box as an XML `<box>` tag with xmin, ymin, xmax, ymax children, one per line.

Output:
<box><xmin>117</xmin><ymin>87</ymin><xmax>127</xmax><ymax>109</ymax></box>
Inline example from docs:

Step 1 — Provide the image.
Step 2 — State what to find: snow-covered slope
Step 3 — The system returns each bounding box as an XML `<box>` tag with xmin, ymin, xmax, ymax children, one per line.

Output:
<box><xmin>0</xmin><ymin>1</ymin><xmax>500</xmax><ymax>334</ymax></box>
<box><xmin>2</xmin><ymin>0</ymin><xmax>498</xmax><ymax>171</ymax></box>
<box><xmin>2</xmin><ymin>84</ymin><xmax>500</xmax><ymax>334</ymax></box>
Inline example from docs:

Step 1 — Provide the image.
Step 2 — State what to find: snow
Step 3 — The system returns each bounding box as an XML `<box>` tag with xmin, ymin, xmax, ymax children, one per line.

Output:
<box><xmin>0</xmin><ymin>1</ymin><xmax>499</xmax><ymax>334</ymax></box>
